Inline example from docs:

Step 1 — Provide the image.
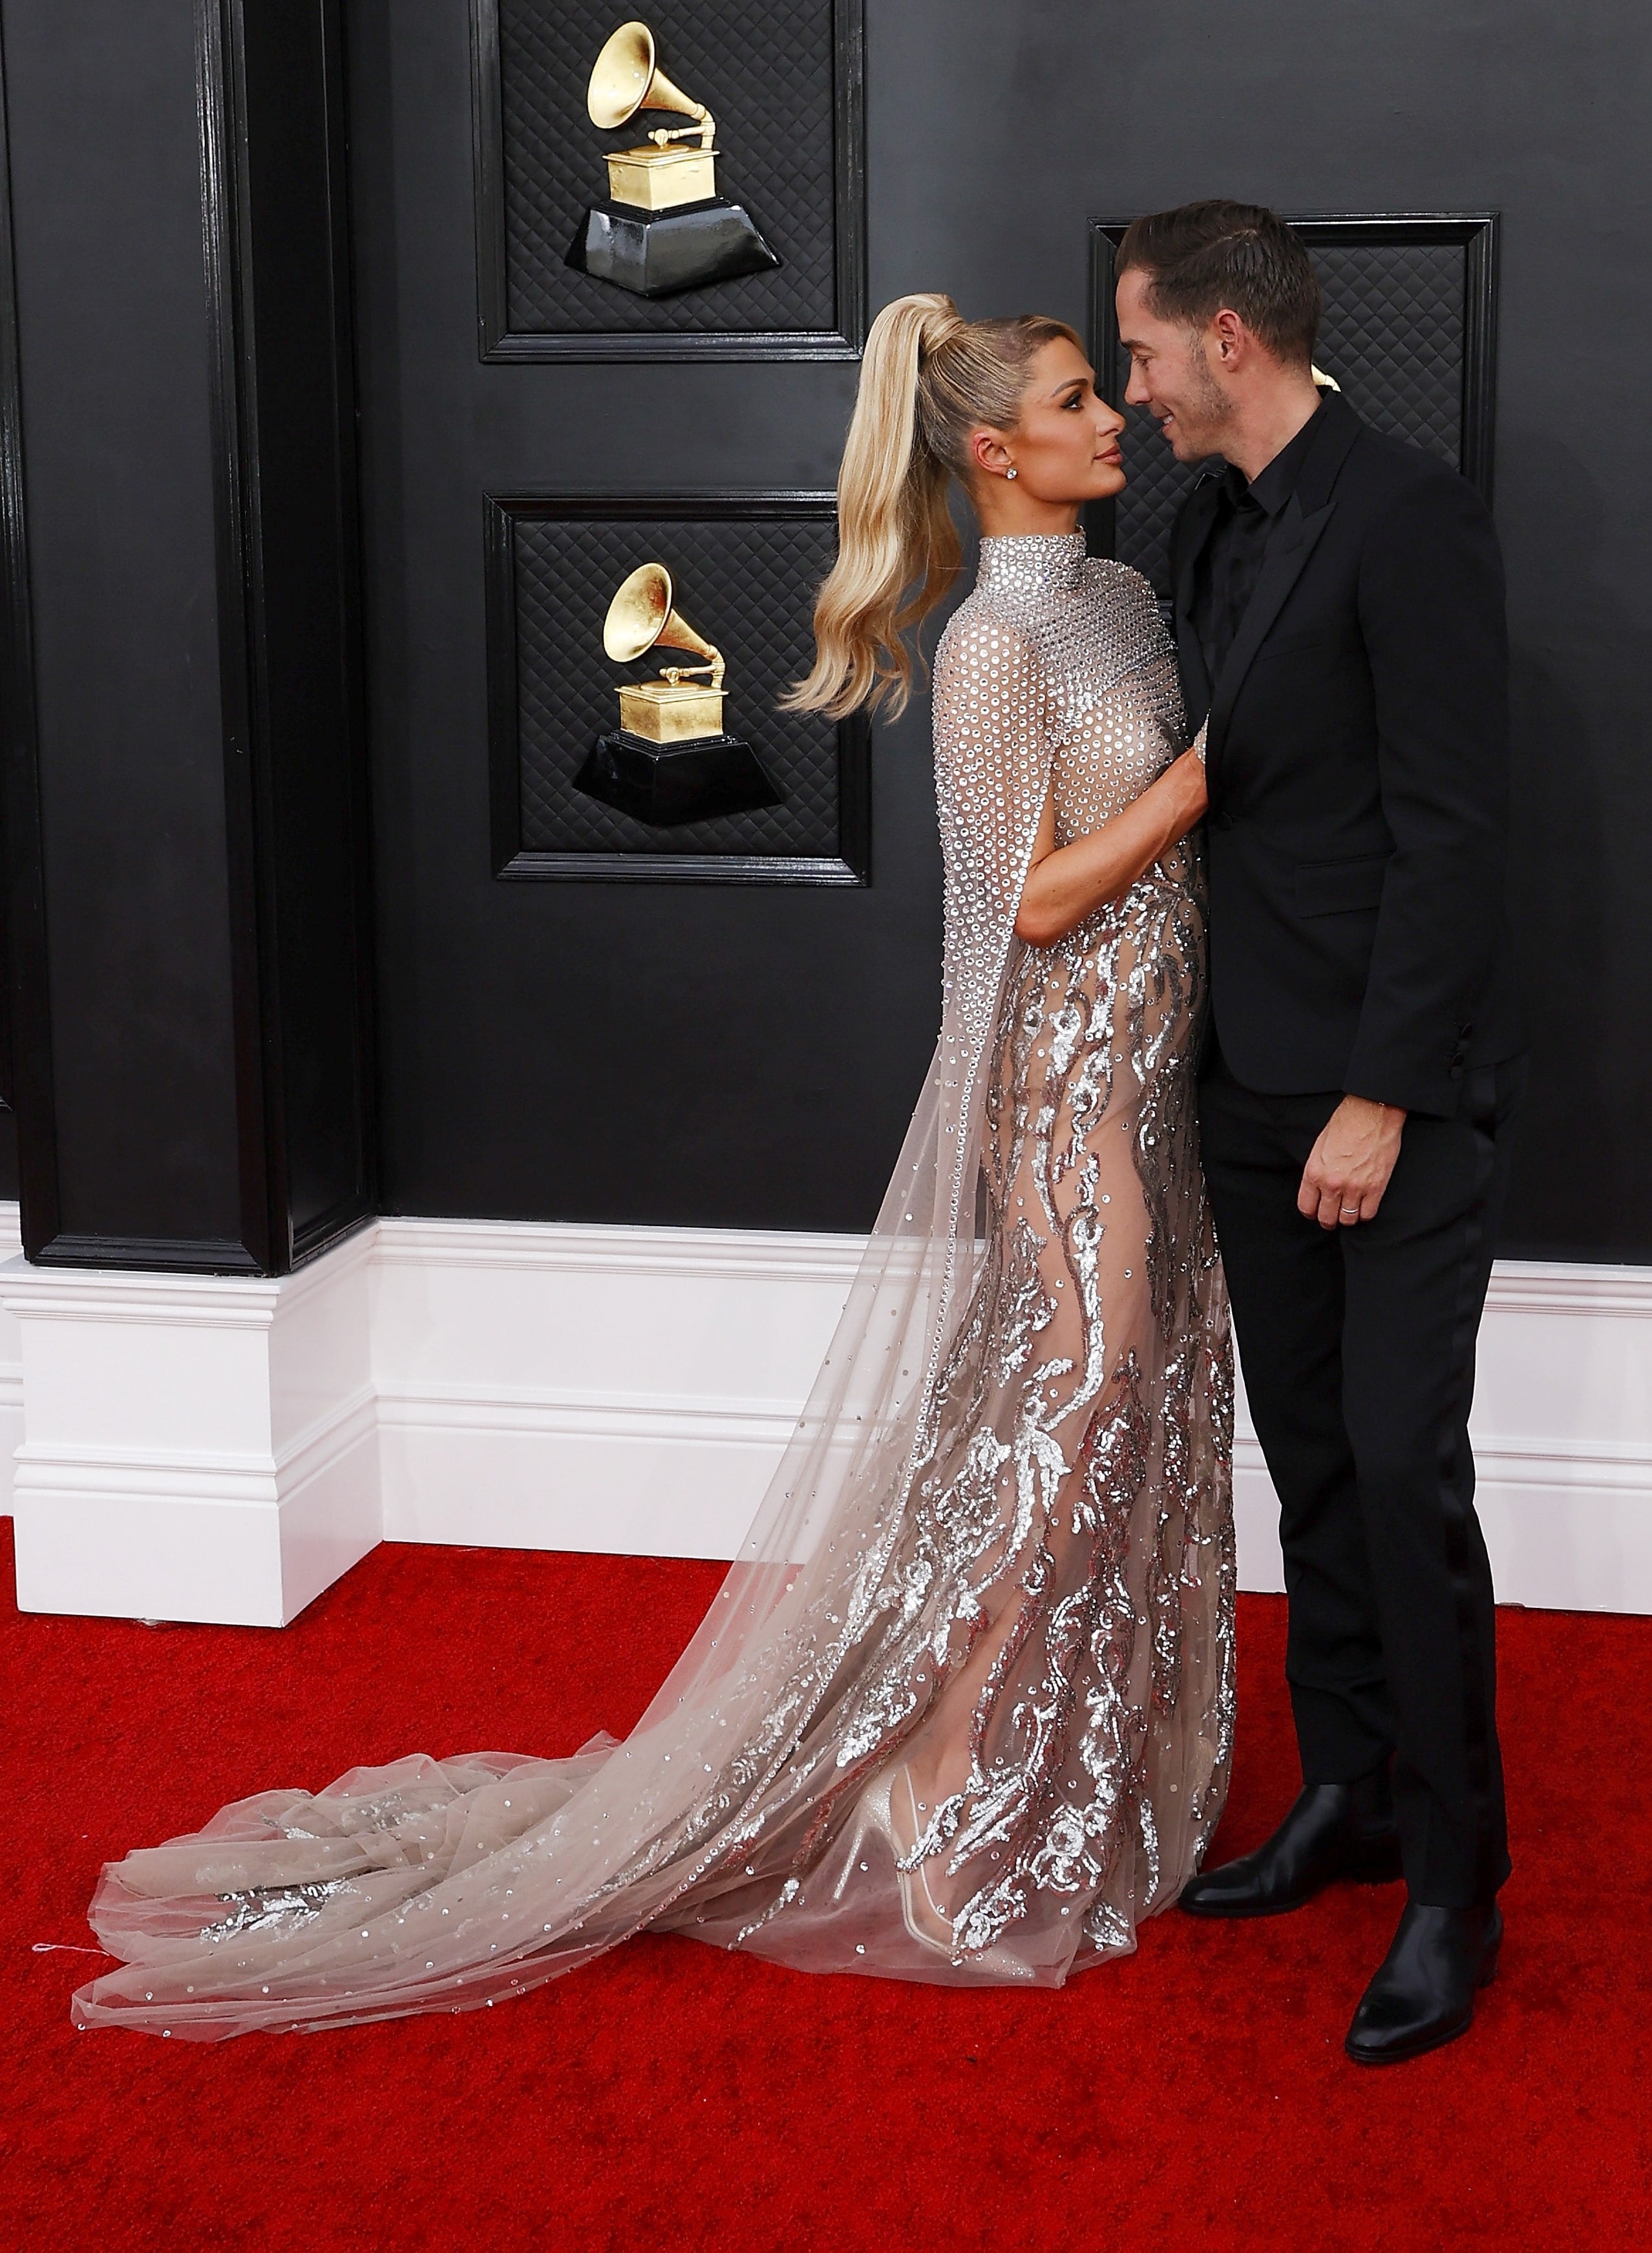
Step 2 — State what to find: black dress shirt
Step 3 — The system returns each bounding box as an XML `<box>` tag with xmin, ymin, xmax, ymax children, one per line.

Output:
<box><xmin>1192</xmin><ymin>401</ymin><xmax>1325</xmax><ymax>686</ymax></box>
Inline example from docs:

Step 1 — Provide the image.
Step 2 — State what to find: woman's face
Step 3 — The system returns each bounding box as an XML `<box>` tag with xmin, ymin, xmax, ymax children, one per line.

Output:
<box><xmin>969</xmin><ymin>337</ymin><xmax>1127</xmax><ymax>505</ymax></box>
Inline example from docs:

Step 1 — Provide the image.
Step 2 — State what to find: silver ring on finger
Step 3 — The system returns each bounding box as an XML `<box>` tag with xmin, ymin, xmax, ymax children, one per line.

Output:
<box><xmin>1339</xmin><ymin>1203</ymin><xmax>1361</xmax><ymax>1223</ymax></box>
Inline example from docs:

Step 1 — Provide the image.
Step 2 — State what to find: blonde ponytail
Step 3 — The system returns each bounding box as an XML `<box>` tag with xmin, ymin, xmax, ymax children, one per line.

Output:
<box><xmin>785</xmin><ymin>293</ymin><xmax>1081</xmax><ymax>721</ymax></box>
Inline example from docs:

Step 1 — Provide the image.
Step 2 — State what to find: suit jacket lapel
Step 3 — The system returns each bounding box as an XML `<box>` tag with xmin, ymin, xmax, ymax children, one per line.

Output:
<box><xmin>1205</xmin><ymin>490</ymin><xmax>1336</xmax><ymax>780</ymax></box>
<box><xmin>1170</xmin><ymin>470</ymin><xmax>1222</xmax><ymax>726</ymax></box>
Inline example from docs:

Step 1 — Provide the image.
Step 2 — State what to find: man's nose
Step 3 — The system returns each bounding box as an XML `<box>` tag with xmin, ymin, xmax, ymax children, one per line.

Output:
<box><xmin>1123</xmin><ymin>363</ymin><xmax>1148</xmax><ymax>407</ymax></box>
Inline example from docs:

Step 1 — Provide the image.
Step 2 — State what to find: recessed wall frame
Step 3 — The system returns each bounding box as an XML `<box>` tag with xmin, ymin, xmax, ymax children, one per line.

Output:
<box><xmin>470</xmin><ymin>0</ymin><xmax>866</xmax><ymax>361</ymax></box>
<box><xmin>1086</xmin><ymin>213</ymin><xmax>1501</xmax><ymax>587</ymax></box>
<box><xmin>486</xmin><ymin>492</ymin><xmax>869</xmax><ymax>885</ymax></box>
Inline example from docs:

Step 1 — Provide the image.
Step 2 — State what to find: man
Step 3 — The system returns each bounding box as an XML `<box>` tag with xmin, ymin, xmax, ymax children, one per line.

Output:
<box><xmin>1115</xmin><ymin>202</ymin><xmax>1524</xmax><ymax>2064</ymax></box>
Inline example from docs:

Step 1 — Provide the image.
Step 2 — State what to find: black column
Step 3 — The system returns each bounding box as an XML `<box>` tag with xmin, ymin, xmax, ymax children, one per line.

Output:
<box><xmin>0</xmin><ymin>0</ymin><xmax>374</xmax><ymax>1275</ymax></box>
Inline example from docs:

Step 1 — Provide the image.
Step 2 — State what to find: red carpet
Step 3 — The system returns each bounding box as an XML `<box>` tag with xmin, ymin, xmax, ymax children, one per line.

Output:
<box><xmin>2</xmin><ymin>1519</ymin><xmax>1646</xmax><ymax>2252</ymax></box>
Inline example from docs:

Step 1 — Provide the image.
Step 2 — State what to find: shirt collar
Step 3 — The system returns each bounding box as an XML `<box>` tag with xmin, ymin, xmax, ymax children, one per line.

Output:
<box><xmin>1222</xmin><ymin>396</ymin><xmax>1327</xmax><ymax>518</ymax></box>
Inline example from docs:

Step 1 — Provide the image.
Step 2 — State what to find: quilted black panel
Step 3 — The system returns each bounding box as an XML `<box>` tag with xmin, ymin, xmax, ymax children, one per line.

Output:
<box><xmin>492</xmin><ymin>0</ymin><xmax>840</xmax><ymax>336</ymax></box>
<box><xmin>505</xmin><ymin>511</ymin><xmax>845</xmax><ymax>856</ymax></box>
<box><xmin>1313</xmin><ymin>240</ymin><xmax>1463</xmax><ymax>461</ymax></box>
<box><xmin>1104</xmin><ymin>235</ymin><xmax>1474</xmax><ymax>595</ymax></box>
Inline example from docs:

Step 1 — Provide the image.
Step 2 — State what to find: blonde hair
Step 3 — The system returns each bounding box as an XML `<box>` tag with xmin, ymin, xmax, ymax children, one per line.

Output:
<box><xmin>785</xmin><ymin>294</ymin><xmax>1081</xmax><ymax>720</ymax></box>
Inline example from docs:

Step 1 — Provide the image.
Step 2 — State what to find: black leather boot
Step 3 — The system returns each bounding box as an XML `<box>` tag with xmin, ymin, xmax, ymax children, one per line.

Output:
<box><xmin>1344</xmin><ymin>1900</ymin><xmax>1502</xmax><ymax>2064</ymax></box>
<box><xmin>1178</xmin><ymin>1772</ymin><xmax>1402</xmax><ymax>1918</ymax></box>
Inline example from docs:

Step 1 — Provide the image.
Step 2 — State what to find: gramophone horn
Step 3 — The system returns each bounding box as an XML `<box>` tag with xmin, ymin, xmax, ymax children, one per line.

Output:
<box><xmin>602</xmin><ymin>564</ymin><xmax>724</xmax><ymax>683</ymax></box>
<box><xmin>586</xmin><ymin>21</ymin><xmax>710</xmax><ymax>135</ymax></box>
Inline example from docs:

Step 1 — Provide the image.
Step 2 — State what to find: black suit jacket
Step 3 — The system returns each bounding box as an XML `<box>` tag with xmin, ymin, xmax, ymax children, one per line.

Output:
<box><xmin>1172</xmin><ymin>391</ymin><xmax>1523</xmax><ymax>1117</ymax></box>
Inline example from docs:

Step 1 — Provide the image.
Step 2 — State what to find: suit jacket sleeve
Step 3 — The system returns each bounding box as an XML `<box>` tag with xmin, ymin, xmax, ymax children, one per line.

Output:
<box><xmin>1342</xmin><ymin>470</ymin><xmax>1510</xmax><ymax>1116</ymax></box>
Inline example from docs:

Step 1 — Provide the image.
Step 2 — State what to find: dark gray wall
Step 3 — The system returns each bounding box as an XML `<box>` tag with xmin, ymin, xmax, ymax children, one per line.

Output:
<box><xmin>5</xmin><ymin>1</ymin><xmax>242</xmax><ymax>1246</ymax></box>
<box><xmin>351</xmin><ymin>0</ymin><xmax>1650</xmax><ymax>1257</ymax></box>
<box><xmin>1</xmin><ymin>2</ymin><xmax>1645</xmax><ymax>1262</ymax></box>
<box><xmin>346</xmin><ymin>0</ymin><xmax>931</xmax><ymax>1234</ymax></box>
<box><xmin>864</xmin><ymin>0</ymin><xmax>1651</xmax><ymax>1260</ymax></box>
<box><xmin>0</xmin><ymin>0</ymin><xmax>376</xmax><ymax>1270</ymax></box>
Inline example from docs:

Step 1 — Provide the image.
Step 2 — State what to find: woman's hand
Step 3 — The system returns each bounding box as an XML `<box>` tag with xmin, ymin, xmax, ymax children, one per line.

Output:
<box><xmin>1014</xmin><ymin>745</ymin><xmax>1209</xmax><ymax>947</ymax></box>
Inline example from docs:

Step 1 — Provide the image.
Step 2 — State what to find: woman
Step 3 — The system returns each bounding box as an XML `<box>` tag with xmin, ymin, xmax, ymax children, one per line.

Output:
<box><xmin>72</xmin><ymin>296</ymin><xmax>1231</xmax><ymax>2036</ymax></box>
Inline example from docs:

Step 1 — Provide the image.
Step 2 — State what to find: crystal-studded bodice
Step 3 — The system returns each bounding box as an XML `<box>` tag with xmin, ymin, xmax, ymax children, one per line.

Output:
<box><xmin>955</xmin><ymin>533</ymin><xmax>1187</xmax><ymax>847</ymax></box>
<box><xmin>928</xmin><ymin>533</ymin><xmax>1196</xmax><ymax>1068</ymax></box>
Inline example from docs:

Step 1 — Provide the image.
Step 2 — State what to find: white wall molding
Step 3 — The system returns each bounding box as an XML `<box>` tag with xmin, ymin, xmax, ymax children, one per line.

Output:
<box><xmin>3</xmin><ymin>1201</ymin><xmax>1650</xmax><ymax>1622</ymax></box>
<box><xmin>0</xmin><ymin>1202</ymin><xmax>25</xmax><ymax>1510</ymax></box>
<box><xmin>3</xmin><ymin>1223</ymin><xmax>377</xmax><ymax>1625</ymax></box>
<box><xmin>374</xmin><ymin>1216</ymin><xmax>867</xmax><ymax>1284</ymax></box>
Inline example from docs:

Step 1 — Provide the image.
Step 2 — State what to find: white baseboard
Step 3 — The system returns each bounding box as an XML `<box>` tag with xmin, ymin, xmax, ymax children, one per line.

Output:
<box><xmin>3</xmin><ymin>1229</ymin><xmax>379</xmax><ymax>1625</ymax></box>
<box><xmin>3</xmin><ymin>1203</ymin><xmax>1650</xmax><ymax>1621</ymax></box>
<box><xmin>371</xmin><ymin>1220</ymin><xmax>1652</xmax><ymax>1616</ymax></box>
<box><xmin>0</xmin><ymin>1202</ymin><xmax>24</xmax><ymax>1513</ymax></box>
<box><xmin>372</xmin><ymin>1219</ymin><xmax>858</xmax><ymax>1564</ymax></box>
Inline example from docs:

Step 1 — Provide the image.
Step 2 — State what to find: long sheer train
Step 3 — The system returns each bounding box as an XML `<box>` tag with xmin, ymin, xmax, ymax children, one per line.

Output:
<box><xmin>71</xmin><ymin>533</ymin><xmax>1233</xmax><ymax>2038</ymax></box>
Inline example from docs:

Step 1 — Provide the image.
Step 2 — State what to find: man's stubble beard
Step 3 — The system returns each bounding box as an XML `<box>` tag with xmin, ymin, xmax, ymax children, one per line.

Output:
<box><xmin>1174</xmin><ymin>352</ymin><xmax>1236</xmax><ymax>463</ymax></box>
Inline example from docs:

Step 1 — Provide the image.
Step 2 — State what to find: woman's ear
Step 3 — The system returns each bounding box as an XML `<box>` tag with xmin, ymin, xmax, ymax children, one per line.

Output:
<box><xmin>969</xmin><ymin>427</ymin><xmax>1012</xmax><ymax>479</ymax></box>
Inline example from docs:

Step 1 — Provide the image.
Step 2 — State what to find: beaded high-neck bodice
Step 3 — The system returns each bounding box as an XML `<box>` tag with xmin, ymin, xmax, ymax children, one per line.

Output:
<box><xmin>969</xmin><ymin>534</ymin><xmax>1187</xmax><ymax>847</ymax></box>
<box><xmin>973</xmin><ymin>529</ymin><xmax>1090</xmax><ymax>602</ymax></box>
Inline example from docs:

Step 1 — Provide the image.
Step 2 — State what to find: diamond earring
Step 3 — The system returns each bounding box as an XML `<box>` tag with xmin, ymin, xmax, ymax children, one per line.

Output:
<box><xmin>1005</xmin><ymin>467</ymin><xmax>1018</xmax><ymax>480</ymax></box>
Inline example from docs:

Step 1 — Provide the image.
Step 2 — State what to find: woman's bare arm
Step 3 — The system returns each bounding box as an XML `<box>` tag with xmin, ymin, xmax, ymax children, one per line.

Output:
<box><xmin>1013</xmin><ymin>745</ymin><xmax>1209</xmax><ymax>946</ymax></box>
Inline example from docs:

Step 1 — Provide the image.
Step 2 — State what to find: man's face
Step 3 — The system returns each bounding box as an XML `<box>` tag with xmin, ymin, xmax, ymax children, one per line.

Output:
<box><xmin>1116</xmin><ymin>268</ymin><xmax>1233</xmax><ymax>463</ymax></box>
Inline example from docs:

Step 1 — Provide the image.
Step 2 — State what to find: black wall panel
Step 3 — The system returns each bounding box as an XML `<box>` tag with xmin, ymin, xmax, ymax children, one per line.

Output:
<box><xmin>348</xmin><ymin>0</ymin><xmax>929</xmax><ymax>1232</ymax></box>
<box><xmin>4</xmin><ymin>0</ymin><xmax>244</xmax><ymax>1254</ymax></box>
<box><xmin>348</xmin><ymin>0</ymin><xmax>1652</xmax><ymax>1257</ymax></box>
<box><xmin>487</xmin><ymin>494</ymin><xmax>867</xmax><ymax>882</ymax></box>
<box><xmin>1</xmin><ymin>1</ymin><xmax>1644</xmax><ymax>1262</ymax></box>
<box><xmin>209</xmin><ymin>0</ymin><xmax>376</xmax><ymax>1266</ymax></box>
<box><xmin>0</xmin><ymin>0</ymin><xmax>374</xmax><ymax>1270</ymax></box>
<box><xmin>473</xmin><ymin>0</ymin><xmax>863</xmax><ymax>357</ymax></box>
<box><xmin>0</xmin><ymin>15</ymin><xmax>38</xmax><ymax>1207</ymax></box>
<box><xmin>859</xmin><ymin>0</ymin><xmax>1651</xmax><ymax>1260</ymax></box>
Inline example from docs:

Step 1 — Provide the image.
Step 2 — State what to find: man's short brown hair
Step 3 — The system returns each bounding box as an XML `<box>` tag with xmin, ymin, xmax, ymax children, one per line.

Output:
<box><xmin>1115</xmin><ymin>201</ymin><xmax>1320</xmax><ymax>368</ymax></box>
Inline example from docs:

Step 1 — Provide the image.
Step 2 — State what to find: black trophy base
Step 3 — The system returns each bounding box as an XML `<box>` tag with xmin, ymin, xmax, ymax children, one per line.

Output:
<box><xmin>574</xmin><ymin>731</ymin><xmax>783</xmax><ymax>828</ymax></box>
<box><xmin>566</xmin><ymin>198</ymin><xmax>781</xmax><ymax>299</ymax></box>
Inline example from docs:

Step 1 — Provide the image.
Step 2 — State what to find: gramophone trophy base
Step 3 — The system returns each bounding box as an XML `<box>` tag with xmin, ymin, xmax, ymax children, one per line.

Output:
<box><xmin>575</xmin><ymin>730</ymin><xmax>783</xmax><ymax>828</ymax></box>
<box><xmin>567</xmin><ymin>198</ymin><xmax>781</xmax><ymax>300</ymax></box>
<box><xmin>617</xmin><ymin>679</ymin><xmax>726</xmax><ymax>743</ymax></box>
<box><xmin>604</xmin><ymin>144</ymin><xmax>717</xmax><ymax>213</ymax></box>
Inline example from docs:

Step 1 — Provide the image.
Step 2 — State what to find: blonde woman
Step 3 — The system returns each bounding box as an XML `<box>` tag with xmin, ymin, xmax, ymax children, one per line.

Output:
<box><xmin>74</xmin><ymin>298</ymin><xmax>1233</xmax><ymax>2038</ymax></box>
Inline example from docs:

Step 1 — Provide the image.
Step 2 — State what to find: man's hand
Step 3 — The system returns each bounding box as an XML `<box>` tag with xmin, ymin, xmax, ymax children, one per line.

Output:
<box><xmin>1297</xmin><ymin>1095</ymin><xmax>1406</xmax><ymax>1229</ymax></box>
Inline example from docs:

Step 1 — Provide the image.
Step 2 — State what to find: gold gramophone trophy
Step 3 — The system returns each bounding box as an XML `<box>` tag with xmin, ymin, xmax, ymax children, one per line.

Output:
<box><xmin>574</xmin><ymin>563</ymin><xmax>782</xmax><ymax>826</ymax></box>
<box><xmin>566</xmin><ymin>21</ymin><xmax>780</xmax><ymax>298</ymax></box>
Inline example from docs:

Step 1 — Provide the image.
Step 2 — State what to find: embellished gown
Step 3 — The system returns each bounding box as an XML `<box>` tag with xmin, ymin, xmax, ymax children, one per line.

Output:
<box><xmin>72</xmin><ymin>533</ymin><xmax>1234</xmax><ymax>2037</ymax></box>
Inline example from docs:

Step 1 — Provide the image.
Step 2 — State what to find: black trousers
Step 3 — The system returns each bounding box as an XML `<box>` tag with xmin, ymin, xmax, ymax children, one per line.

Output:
<box><xmin>1198</xmin><ymin>1049</ymin><xmax>1525</xmax><ymax>1907</ymax></box>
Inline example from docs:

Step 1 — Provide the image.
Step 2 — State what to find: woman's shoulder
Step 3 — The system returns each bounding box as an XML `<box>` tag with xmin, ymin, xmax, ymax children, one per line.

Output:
<box><xmin>935</xmin><ymin>554</ymin><xmax>1167</xmax><ymax>691</ymax></box>
<box><xmin>934</xmin><ymin>591</ymin><xmax>1040</xmax><ymax>683</ymax></box>
<box><xmin>1083</xmin><ymin>556</ymin><xmax>1175</xmax><ymax>664</ymax></box>
<box><xmin>1083</xmin><ymin>555</ymin><xmax>1160</xmax><ymax>614</ymax></box>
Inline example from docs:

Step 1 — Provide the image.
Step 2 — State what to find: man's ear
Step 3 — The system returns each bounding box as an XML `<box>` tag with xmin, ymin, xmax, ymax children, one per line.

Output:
<box><xmin>1211</xmin><ymin>308</ymin><xmax>1247</xmax><ymax>367</ymax></box>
